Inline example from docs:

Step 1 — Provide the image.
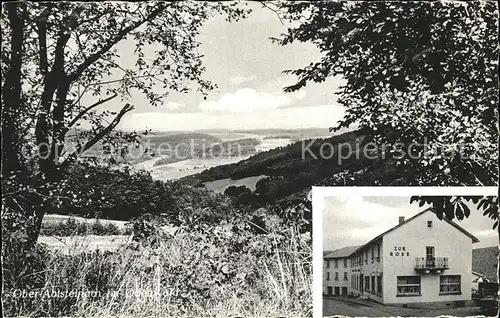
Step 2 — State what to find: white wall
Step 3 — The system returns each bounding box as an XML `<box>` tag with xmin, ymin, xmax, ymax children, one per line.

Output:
<box><xmin>324</xmin><ymin>257</ymin><xmax>351</xmax><ymax>295</ymax></box>
<box><xmin>382</xmin><ymin>210</ymin><xmax>474</xmax><ymax>304</ymax></box>
<box><xmin>355</xmin><ymin>241</ymin><xmax>383</xmax><ymax>302</ymax></box>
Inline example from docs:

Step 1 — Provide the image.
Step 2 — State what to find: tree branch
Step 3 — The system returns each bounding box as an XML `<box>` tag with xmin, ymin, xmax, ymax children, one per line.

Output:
<box><xmin>35</xmin><ymin>7</ymin><xmax>50</xmax><ymax>76</ymax></box>
<box><xmin>61</xmin><ymin>103</ymin><xmax>134</xmax><ymax>168</ymax></box>
<box><xmin>65</xmin><ymin>93</ymin><xmax>118</xmax><ymax>133</ymax></box>
<box><xmin>67</xmin><ymin>4</ymin><xmax>168</xmax><ymax>83</ymax></box>
<box><xmin>260</xmin><ymin>2</ymin><xmax>284</xmax><ymax>25</ymax></box>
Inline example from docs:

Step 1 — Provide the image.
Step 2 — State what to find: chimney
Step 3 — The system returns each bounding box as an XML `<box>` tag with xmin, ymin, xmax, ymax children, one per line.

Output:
<box><xmin>399</xmin><ymin>216</ymin><xmax>405</xmax><ymax>225</ymax></box>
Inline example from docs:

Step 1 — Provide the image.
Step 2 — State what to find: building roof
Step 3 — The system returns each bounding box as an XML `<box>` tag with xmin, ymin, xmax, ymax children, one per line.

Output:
<box><xmin>472</xmin><ymin>271</ymin><xmax>488</xmax><ymax>278</ymax></box>
<box><xmin>323</xmin><ymin>251</ymin><xmax>335</xmax><ymax>257</ymax></box>
<box><xmin>354</xmin><ymin>208</ymin><xmax>480</xmax><ymax>254</ymax></box>
<box><xmin>472</xmin><ymin>246</ymin><xmax>499</xmax><ymax>281</ymax></box>
<box><xmin>324</xmin><ymin>245</ymin><xmax>361</xmax><ymax>259</ymax></box>
<box><xmin>331</xmin><ymin>208</ymin><xmax>480</xmax><ymax>257</ymax></box>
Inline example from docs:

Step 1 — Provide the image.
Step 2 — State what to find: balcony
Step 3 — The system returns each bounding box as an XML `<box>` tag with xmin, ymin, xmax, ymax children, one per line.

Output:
<box><xmin>414</xmin><ymin>257</ymin><xmax>449</xmax><ymax>273</ymax></box>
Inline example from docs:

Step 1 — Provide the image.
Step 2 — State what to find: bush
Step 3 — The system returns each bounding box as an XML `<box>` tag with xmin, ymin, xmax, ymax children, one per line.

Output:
<box><xmin>40</xmin><ymin>217</ymin><xmax>129</xmax><ymax>236</ymax></box>
<box><xmin>3</xmin><ymin>219</ymin><xmax>311</xmax><ymax>317</ymax></box>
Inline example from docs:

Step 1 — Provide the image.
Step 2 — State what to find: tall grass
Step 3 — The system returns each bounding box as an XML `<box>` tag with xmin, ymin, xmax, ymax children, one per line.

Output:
<box><xmin>2</xmin><ymin>225</ymin><xmax>311</xmax><ymax>317</ymax></box>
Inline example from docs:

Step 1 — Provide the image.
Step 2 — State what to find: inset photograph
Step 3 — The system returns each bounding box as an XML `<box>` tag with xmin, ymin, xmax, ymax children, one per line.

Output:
<box><xmin>321</xmin><ymin>195</ymin><xmax>498</xmax><ymax>317</ymax></box>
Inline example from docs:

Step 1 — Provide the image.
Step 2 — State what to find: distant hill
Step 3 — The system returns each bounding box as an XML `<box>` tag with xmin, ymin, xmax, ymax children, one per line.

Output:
<box><xmin>133</xmin><ymin>133</ymin><xmax>223</xmax><ymax>165</ymax></box>
<box><xmin>67</xmin><ymin>132</ymin><xmax>223</xmax><ymax>165</ymax></box>
<box><xmin>193</xmin><ymin>138</ymin><xmax>261</xmax><ymax>159</ymax></box>
<box><xmin>234</xmin><ymin>127</ymin><xmax>329</xmax><ymax>138</ymax></box>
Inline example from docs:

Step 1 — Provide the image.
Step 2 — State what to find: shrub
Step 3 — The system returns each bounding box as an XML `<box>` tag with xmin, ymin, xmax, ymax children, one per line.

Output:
<box><xmin>3</xmin><ymin>209</ymin><xmax>311</xmax><ymax>317</ymax></box>
<box><xmin>40</xmin><ymin>217</ymin><xmax>128</xmax><ymax>236</ymax></box>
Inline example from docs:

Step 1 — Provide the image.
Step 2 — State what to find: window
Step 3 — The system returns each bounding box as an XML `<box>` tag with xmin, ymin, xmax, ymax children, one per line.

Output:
<box><xmin>440</xmin><ymin>275</ymin><xmax>461</xmax><ymax>294</ymax></box>
<box><xmin>343</xmin><ymin>259</ymin><xmax>348</xmax><ymax>268</ymax></box>
<box><xmin>334</xmin><ymin>259</ymin><xmax>338</xmax><ymax>268</ymax></box>
<box><xmin>335</xmin><ymin>272</ymin><xmax>339</xmax><ymax>281</ymax></box>
<box><xmin>371</xmin><ymin>246</ymin><xmax>374</xmax><ymax>261</ymax></box>
<box><xmin>377</xmin><ymin>245</ymin><xmax>380</xmax><ymax>260</ymax></box>
<box><xmin>365</xmin><ymin>250</ymin><xmax>368</xmax><ymax>263</ymax></box>
<box><xmin>426</xmin><ymin>246</ymin><xmax>435</xmax><ymax>261</ymax></box>
<box><xmin>326</xmin><ymin>272</ymin><xmax>330</xmax><ymax>281</ymax></box>
<box><xmin>365</xmin><ymin>276</ymin><xmax>370</xmax><ymax>291</ymax></box>
<box><xmin>428</xmin><ymin>220</ymin><xmax>433</xmax><ymax>228</ymax></box>
<box><xmin>377</xmin><ymin>275</ymin><xmax>383</xmax><ymax>294</ymax></box>
<box><xmin>397</xmin><ymin>276</ymin><xmax>421</xmax><ymax>296</ymax></box>
<box><xmin>326</xmin><ymin>260</ymin><xmax>330</xmax><ymax>268</ymax></box>
<box><xmin>344</xmin><ymin>272</ymin><xmax>348</xmax><ymax>281</ymax></box>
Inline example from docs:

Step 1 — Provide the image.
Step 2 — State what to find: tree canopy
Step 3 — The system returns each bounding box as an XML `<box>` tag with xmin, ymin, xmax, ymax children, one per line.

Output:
<box><xmin>1</xmin><ymin>1</ymin><xmax>249</xmax><ymax>244</ymax></box>
<box><xmin>2</xmin><ymin>1</ymin><xmax>248</xmax><ymax>179</ymax></box>
<box><xmin>274</xmin><ymin>1</ymin><xmax>498</xmax><ymax>226</ymax></box>
<box><xmin>275</xmin><ymin>0</ymin><xmax>498</xmax><ymax>186</ymax></box>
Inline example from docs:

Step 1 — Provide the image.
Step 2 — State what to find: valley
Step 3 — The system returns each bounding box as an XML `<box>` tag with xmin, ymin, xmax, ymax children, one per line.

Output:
<box><xmin>131</xmin><ymin>128</ymin><xmax>330</xmax><ymax>182</ymax></box>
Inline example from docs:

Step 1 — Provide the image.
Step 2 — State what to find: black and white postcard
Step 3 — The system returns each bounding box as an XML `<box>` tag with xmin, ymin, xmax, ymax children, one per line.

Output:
<box><xmin>1</xmin><ymin>1</ymin><xmax>498</xmax><ymax>317</ymax></box>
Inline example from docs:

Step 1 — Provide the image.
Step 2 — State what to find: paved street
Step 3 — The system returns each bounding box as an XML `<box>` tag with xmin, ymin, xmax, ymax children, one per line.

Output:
<box><xmin>323</xmin><ymin>296</ymin><xmax>486</xmax><ymax>317</ymax></box>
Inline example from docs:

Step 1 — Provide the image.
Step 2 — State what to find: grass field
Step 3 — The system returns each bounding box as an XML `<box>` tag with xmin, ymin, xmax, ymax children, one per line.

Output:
<box><xmin>203</xmin><ymin>175</ymin><xmax>268</xmax><ymax>193</ymax></box>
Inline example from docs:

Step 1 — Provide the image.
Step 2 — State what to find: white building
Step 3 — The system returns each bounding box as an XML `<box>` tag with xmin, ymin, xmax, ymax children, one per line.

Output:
<box><xmin>324</xmin><ymin>208</ymin><xmax>479</xmax><ymax>305</ymax></box>
<box><xmin>472</xmin><ymin>271</ymin><xmax>489</xmax><ymax>292</ymax></box>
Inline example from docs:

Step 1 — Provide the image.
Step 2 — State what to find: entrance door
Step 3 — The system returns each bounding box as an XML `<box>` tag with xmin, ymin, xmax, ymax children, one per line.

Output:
<box><xmin>342</xmin><ymin>287</ymin><xmax>348</xmax><ymax>295</ymax></box>
<box><xmin>360</xmin><ymin>274</ymin><xmax>364</xmax><ymax>292</ymax></box>
<box><xmin>426</xmin><ymin>246</ymin><xmax>435</xmax><ymax>267</ymax></box>
<box><xmin>327</xmin><ymin>287</ymin><xmax>333</xmax><ymax>295</ymax></box>
<box><xmin>334</xmin><ymin>287</ymin><xmax>340</xmax><ymax>295</ymax></box>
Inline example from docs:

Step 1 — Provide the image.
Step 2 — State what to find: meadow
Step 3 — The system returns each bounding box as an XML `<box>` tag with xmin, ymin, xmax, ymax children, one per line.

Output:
<box><xmin>3</xmin><ymin>211</ymin><xmax>311</xmax><ymax>317</ymax></box>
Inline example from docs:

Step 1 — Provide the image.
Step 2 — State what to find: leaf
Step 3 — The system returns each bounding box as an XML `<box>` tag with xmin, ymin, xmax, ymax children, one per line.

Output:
<box><xmin>463</xmin><ymin>203</ymin><xmax>470</xmax><ymax>218</ymax></box>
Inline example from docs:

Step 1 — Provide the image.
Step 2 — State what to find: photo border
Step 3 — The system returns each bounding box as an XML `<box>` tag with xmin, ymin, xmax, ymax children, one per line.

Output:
<box><xmin>312</xmin><ymin>186</ymin><xmax>499</xmax><ymax>318</ymax></box>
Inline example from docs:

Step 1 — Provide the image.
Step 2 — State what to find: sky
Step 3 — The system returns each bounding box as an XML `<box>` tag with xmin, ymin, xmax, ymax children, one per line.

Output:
<box><xmin>91</xmin><ymin>2</ymin><xmax>346</xmax><ymax>132</ymax></box>
<box><xmin>323</xmin><ymin>196</ymin><xmax>499</xmax><ymax>251</ymax></box>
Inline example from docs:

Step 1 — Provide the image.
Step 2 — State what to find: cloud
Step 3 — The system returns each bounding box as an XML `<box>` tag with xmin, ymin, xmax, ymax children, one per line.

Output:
<box><xmin>323</xmin><ymin>196</ymin><xmax>422</xmax><ymax>250</ymax></box>
<box><xmin>323</xmin><ymin>196</ymin><xmax>498</xmax><ymax>251</ymax></box>
<box><xmin>476</xmin><ymin>229</ymin><xmax>498</xmax><ymax>238</ymax></box>
<box><xmin>118</xmin><ymin>103</ymin><xmax>345</xmax><ymax>131</ymax></box>
<box><xmin>199</xmin><ymin>88</ymin><xmax>307</xmax><ymax>113</ymax></box>
<box><xmin>228</xmin><ymin>75</ymin><xmax>257</xmax><ymax>85</ymax></box>
<box><xmin>165</xmin><ymin>102</ymin><xmax>185</xmax><ymax>110</ymax></box>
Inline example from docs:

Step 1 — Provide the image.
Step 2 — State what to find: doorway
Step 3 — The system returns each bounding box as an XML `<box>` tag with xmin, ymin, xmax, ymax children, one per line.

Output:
<box><xmin>426</xmin><ymin>246</ymin><xmax>435</xmax><ymax>267</ymax></box>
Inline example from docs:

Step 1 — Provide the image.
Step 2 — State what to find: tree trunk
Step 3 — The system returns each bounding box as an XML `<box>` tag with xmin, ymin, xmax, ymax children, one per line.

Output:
<box><xmin>1</xmin><ymin>2</ymin><xmax>26</xmax><ymax>179</ymax></box>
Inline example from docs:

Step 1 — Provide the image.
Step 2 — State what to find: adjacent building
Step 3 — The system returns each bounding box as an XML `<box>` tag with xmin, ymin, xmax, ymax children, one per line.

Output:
<box><xmin>323</xmin><ymin>246</ymin><xmax>360</xmax><ymax>296</ymax></box>
<box><xmin>324</xmin><ymin>208</ymin><xmax>480</xmax><ymax>305</ymax></box>
<box><xmin>472</xmin><ymin>246</ymin><xmax>499</xmax><ymax>282</ymax></box>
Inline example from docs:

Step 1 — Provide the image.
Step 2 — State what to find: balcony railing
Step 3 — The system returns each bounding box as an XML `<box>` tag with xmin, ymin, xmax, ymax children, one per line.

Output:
<box><xmin>414</xmin><ymin>257</ymin><xmax>449</xmax><ymax>272</ymax></box>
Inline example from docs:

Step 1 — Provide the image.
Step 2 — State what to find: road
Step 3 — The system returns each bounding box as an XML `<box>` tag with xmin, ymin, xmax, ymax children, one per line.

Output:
<box><xmin>323</xmin><ymin>296</ymin><xmax>485</xmax><ymax>317</ymax></box>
